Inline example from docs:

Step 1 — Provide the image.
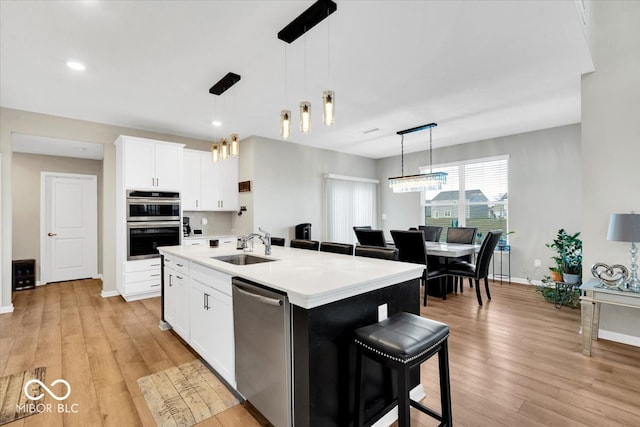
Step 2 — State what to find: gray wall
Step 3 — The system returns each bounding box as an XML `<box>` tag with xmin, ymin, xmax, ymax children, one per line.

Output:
<box><xmin>12</xmin><ymin>153</ymin><xmax>103</xmax><ymax>281</ymax></box>
<box><xmin>581</xmin><ymin>1</ymin><xmax>640</xmax><ymax>340</ymax></box>
<box><xmin>377</xmin><ymin>124</ymin><xmax>582</xmax><ymax>284</ymax></box>
<box><xmin>241</xmin><ymin>136</ymin><xmax>378</xmax><ymax>242</ymax></box>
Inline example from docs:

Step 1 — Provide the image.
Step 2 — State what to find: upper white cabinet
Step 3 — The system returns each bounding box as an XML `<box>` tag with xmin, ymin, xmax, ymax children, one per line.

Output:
<box><xmin>117</xmin><ymin>136</ymin><xmax>183</xmax><ymax>191</ymax></box>
<box><xmin>183</xmin><ymin>149</ymin><xmax>238</xmax><ymax>211</ymax></box>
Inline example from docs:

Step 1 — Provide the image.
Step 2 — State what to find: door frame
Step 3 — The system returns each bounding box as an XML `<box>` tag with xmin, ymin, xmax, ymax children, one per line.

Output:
<box><xmin>40</xmin><ymin>171</ymin><xmax>98</xmax><ymax>284</ymax></box>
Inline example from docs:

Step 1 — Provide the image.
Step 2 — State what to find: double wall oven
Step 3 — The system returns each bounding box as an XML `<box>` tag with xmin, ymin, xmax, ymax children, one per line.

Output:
<box><xmin>127</xmin><ymin>190</ymin><xmax>181</xmax><ymax>260</ymax></box>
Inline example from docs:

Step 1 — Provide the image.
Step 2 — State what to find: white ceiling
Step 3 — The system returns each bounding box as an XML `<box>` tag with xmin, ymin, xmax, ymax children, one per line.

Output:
<box><xmin>0</xmin><ymin>1</ymin><xmax>594</xmax><ymax>159</ymax></box>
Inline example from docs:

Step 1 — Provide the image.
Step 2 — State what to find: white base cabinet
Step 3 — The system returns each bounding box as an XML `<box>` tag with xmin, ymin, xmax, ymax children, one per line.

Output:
<box><xmin>119</xmin><ymin>259</ymin><xmax>163</xmax><ymax>301</ymax></box>
<box><xmin>162</xmin><ymin>255</ymin><xmax>235</xmax><ymax>387</ymax></box>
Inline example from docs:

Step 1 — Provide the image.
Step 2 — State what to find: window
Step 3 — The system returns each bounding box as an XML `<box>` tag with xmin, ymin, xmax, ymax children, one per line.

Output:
<box><xmin>422</xmin><ymin>156</ymin><xmax>509</xmax><ymax>243</ymax></box>
<box><xmin>324</xmin><ymin>174</ymin><xmax>378</xmax><ymax>244</ymax></box>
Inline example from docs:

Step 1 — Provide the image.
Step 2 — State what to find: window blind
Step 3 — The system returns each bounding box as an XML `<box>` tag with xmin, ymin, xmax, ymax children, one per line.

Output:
<box><xmin>324</xmin><ymin>175</ymin><xmax>378</xmax><ymax>244</ymax></box>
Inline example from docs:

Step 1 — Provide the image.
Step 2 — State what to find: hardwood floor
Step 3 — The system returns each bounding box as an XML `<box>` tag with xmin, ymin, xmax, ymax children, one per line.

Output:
<box><xmin>1</xmin><ymin>279</ymin><xmax>639</xmax><ymax>426</ymax></box>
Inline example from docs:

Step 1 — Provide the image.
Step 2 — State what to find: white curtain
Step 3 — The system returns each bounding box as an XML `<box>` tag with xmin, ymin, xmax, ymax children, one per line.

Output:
<box><xmin>324</xmin><ymin>174</ymin><xmax>378</xmax><ymax>244</ymax></box>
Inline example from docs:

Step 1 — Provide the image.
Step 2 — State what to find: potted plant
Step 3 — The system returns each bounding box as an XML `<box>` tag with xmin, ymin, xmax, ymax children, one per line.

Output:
<box><xmin>497</xmin><ymin>230</ymin><xmax>515</xmax><ymax>249</ymax></box>
<box><xmin>546</xmin><ymin>229</ymin><xmax>582</xmax><ymax>284</ymax></box>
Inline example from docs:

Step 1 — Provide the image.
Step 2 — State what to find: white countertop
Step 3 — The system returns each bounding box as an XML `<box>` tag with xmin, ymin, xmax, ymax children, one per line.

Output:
<box><xmin>159</xmin><ymin>244</ymin><xmax>424</xmax><ymax>309</ymax></box>
<box><xmin>183</xmin><ymin>234</ymin><xmax>238</xmax><ymax>241</ymax></box>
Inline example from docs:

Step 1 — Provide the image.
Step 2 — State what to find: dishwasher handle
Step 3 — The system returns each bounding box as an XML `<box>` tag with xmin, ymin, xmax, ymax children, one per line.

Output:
<box><xmin>234</xmin><ymin>285</ymin><xmax>283</xmax><ymax>306</ymax></box>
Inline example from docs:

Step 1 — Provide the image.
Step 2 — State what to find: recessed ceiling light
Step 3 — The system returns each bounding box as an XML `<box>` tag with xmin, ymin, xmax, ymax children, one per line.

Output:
<box><xmin>211</xmin><ymin>120</ymin><xmax>222</xmax><ymax>127</ymax></box>
<box><xmin>66</xmin><ymin>61</ymin><xmax>86</xmax><ymax>71</ymax></box>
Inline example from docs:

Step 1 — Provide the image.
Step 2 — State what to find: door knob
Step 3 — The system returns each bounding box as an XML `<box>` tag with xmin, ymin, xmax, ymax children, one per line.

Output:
<box><xmin>47</xmin><ymin>232</ymin><xmax>57</xmax><ymax>237</ymax></box>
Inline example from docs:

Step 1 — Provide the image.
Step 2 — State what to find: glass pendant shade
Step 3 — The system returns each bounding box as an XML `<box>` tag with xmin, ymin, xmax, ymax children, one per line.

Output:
<box><xmin>221</xmin><ymin>138</ymin><xmax>229</xmax><ymax>160</ymax></box>
<box><xmin>230</xmin><ymin>133</ymin><xmax>239</xmax><ymax>157</ymax></box>
<box><xmin>300</xmin><ymin>102</ymin><xmax>311</xmax><ymax>133</ymax></box>
<box><xmin>280</xmin><ymin>110</ymin><xmax>291</xmax><ymax>139</ymax></box>
<box><xmin>322</xmin><ymin>90</ymin><xmax>335</xmax><ymax>126</ymax></box>
<box><xmin>211</xmin><ymin>143</ymin><xmax>219</xmax><ymax>163</ymax></box>
<box><xmin>388</xmin><ymin>172</ymin><xmax>448</xmax><ymax>193</ymax></box>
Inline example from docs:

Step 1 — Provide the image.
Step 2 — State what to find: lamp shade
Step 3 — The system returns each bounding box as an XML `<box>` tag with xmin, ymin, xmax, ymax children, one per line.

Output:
<box><xmin>607</xmin><ymin>213</ymin><xmax>640</xmax><ymax>242</ymax></box>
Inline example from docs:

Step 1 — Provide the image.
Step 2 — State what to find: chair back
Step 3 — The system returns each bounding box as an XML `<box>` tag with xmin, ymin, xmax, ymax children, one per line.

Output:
<box><xmin>354</xmin><ymin>245</ymin><xmax>399</xmax><ymax>261</ymax></box>
<box><xmin>353</xmin><ymin>225</ymin><xmax>372</xmax><ymax>231</ymax></box>
<box><xmin>475</xmin><ymin>230</ymin><xmax>503</xmax><ymax>278</ymax></box>
<box><xmin>320</xmin><ymin>242</ymin><xmax>354</xmax><ymax>255</ymax></box>
<box><xmin>354</xmin><ymin>229</ymin><xmax>386</xmax><ymax>247</ymax></box>
<box><xmin>290</xmin><ymin>239</ymin><xmax>320</xmax><ymax>251</ymax></box>
<box><xmin>390</xmin><ymin>230</ymin><xmax>427</xmax><ymax>265</ymax></box>
<box><xmin>446</xmin><ymin>227</ymin><xmax>477</xmax><ymax>244</ymax></box>
<box><xmin>270</xmin><ymin>237</ymin><xmax>285</xmax><ymax>247</ymax></box>
<box><xmin>419</xmin><ymin>225</ymin><xmax>443</xmax><ymax>242</ymax></box>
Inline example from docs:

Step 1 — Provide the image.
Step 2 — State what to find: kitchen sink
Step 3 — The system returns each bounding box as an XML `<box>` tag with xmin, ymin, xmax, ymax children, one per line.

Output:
<box><xmin>212</xmin><ymin>254</ymin><xmax>277</xmax><ymax>265</ymax></box>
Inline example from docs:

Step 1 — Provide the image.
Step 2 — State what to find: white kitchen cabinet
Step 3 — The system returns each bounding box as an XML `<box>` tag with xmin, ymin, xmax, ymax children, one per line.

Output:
<box><xmin>120</xmin><ymin>258</ymin><xmax>163</xmax><ymax>301</ymax></box>
<box><xmin>118</xmin><ymin>136</ymin><xmax>183</xmax><ymax>191</ymax></box>
<box><xmin>163</xmin><ymin>255</ymin><xmax>190</xmax><ymax>341</ymax></box>
<box><xmin>183</xmin><ymin>149</ymin><xmax>238</xmax><ymax>211</ymax></box>
<box><xmin>189</xmin><ymin>264</ymin><xmax>235</xmax><ymax>386</ymax></box>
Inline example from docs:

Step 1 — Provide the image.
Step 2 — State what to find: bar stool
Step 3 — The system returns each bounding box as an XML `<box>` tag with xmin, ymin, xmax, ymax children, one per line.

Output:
<box><xmin>354</xmin><ymin>312</ymin><xmax>452</xmax><ymax>427</ymax></box>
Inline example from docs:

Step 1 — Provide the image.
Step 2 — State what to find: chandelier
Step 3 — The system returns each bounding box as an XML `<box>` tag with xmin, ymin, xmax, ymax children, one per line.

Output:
<box><xmin>388</xmin><ymin>123</ymin><xmax>448</xmax><ymax>193</ymax></box>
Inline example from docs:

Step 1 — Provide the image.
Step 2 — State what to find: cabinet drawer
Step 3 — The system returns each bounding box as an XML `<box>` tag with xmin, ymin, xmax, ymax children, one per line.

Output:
<box><xmin>183</xmin><ymin>239</ymin><xmax>208</xmax><ymax>247</ymax></box>
<box><xmin>126</xmin><ymin>269</ymin><xmax>162</xmax><ymax>283</ymax></box>
<box><xmin>125</xmin><ymin>259</ymin><xmax>162</xmax><ymax>273</ymax></box>
<box><xmin>163</xmin><ymin>254</ymin><xmax>189</xmax><ymax>275</ymax></box>
<box><xmin>191</xmin><ymin>262</ymin><xmax>232</xmax><ymax>296</ymax></box>
<box><xmin>166</xmin><ymin>270</ymin><xmax>188</xmax><ymax>286</ymax></box>
<box><xmin>126</xmin><ymin>279</ymin><xmax>162</xmax><ymax>295</ymax></box>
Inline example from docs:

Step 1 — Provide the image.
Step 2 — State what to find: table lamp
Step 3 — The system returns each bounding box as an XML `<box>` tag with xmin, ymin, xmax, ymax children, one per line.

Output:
<box><xmin>607</xmin><ymin>213</ymin><xmax>640</xmax><ymax>292</ymax></box>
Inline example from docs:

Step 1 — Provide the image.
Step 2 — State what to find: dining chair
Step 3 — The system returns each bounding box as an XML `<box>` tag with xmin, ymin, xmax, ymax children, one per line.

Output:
<box><xmin>320</xmin><ymin>242</ymin><xmax>354</xmax><ymax>255</ymax></box>
<box><xmin>446</xmin><ymin>226</ymin><xmax>478</xmax><ymax>292</ymax></box>
<box><xmin>419</xmin><ymin>225</ymin><xmax>443</xmax><ymax>242</ymax></box>
<box><xmin>390</xmin><ymin>230</ymin><xmax>448</xmax><ymax>306</ymax></box>
<box><xmin>444</xmin><ymin>230</ymin><xmax>503</xmax><ymax>306</ymax></box>
<box><xmin>353</xmin><ymin>225</ymin><xmax>372</xmax><ymax>231</ymax></box>
<box><xmin>354</xmin><ymin>229</ymin><xmax>386</xmax><ymax>247</ymax></box>
<box><xmin>354</xmin><ymin>245</ymin><xmax>399</xmax><ymax>260</ymax></box>
<box><xmin>290</xmin><ymin>239</ymin><xmax>320</xmax><ymax>251</ymax></box>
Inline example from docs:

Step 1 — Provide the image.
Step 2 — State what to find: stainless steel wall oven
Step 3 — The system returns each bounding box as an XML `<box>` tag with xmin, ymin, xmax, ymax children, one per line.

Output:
<box><xmin>126</xmin><ymin>190</ymin><xmax>180</xmax><ymax>260</ymax></box>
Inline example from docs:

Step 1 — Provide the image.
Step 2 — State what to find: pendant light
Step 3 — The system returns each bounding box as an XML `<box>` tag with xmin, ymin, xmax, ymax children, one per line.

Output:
<box><xmin>388</xmin><ymin>123</ymin><xmax>448</xmax><ymax>193</ymax></box>
<box><xmin>230</xmin><ymin>133</ymin><xmax>239</xmax><ymax>157</ymax></box>
<box><xmin>322</xmin><ymin>10</ymin><xmax>335</xmax><ymax>126</ymax></box>
<box><xmin>280</xmin><ymin>45</ymin><xmax>291</xmax><ymax>139</ymax></box>
<box><xmin>300</xmin><ymin>32</ymin><xmax>311</xmax><ymax>133</ymax></box>
<box><xmin>220</xmin><ymin>138</ymin><xmax>229</xmax><ymax>160</ymax></box>
<box><xmin>211</xmin><ymin>143</ymin><xmax>219</xmax><ymax>163</ymax></box>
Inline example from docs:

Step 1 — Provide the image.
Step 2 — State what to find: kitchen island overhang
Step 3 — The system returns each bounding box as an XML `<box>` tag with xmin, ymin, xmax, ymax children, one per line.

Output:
<box><xmin>158</xmin><ymin>244</ymin><xmax>425</xmax><ymax>426</ymax></box>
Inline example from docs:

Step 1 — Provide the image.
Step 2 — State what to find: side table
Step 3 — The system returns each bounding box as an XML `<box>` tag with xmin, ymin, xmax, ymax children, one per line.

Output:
<box><xmin>492</xmin><ymin>245</ymin><xmax>511</xmax><ymax>284</ymax></box>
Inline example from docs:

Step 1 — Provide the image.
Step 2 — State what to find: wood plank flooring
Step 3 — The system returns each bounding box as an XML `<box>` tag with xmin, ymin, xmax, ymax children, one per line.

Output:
<box><xmin>1</xmin><ymin>279</ymin><xmax>639</xmax><ymax>426</ymax></box>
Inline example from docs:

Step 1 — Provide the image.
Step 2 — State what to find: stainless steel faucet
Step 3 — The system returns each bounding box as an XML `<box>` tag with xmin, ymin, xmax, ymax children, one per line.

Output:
<box><xmin>242</xmin><ymin>228</ymin><xmax>272</xmax><ymax>255</ymax></box>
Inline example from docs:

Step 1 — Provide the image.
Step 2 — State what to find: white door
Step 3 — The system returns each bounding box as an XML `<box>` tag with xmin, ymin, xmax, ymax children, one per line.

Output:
<box><xmin>42</xmin><ymin>173</ymin><xmax>98</xmax><ymax>283</ymax></box>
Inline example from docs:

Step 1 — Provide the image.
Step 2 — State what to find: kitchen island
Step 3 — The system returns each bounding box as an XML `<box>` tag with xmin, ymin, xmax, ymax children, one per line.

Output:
<box><xmin>158</xmin><ymin>243</ymin><xmax>424</xmax><ymax>426</ymax></box>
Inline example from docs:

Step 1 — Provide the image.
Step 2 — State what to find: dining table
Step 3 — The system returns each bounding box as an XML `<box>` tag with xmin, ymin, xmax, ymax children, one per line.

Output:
<box><xmin>425</xmin><ymin>242</ymin><xmax>480</xmax><ymax>258</ymax></box>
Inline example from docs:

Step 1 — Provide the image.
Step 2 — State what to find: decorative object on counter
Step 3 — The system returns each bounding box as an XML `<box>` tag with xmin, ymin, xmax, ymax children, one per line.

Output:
<box><xmin>210</xmin><ymin>239</ymin><xmax>219</xmax><ymax>248</ymax></box>
<box><xmin>137</xmin><ymin>359</ymin><xmax>239</xmax><ymax>427</ymax></box>
<box><xmin>388</xmin><ymin>122</ymin><xmax>448</xmax><ymax>193</ymax></box>
<box><xmin>209</xmin><ymin>72</ymin><xmax>241</xmax><ymax>161</ymax></box>
<box><xmin>278</xmin><ymin>0</ymin><xmax>338</xmax><ymax>136</ymax></box>
<box><xmin>591</xmin><ymin>262</ymin><xmax>628</xmax><ymax>290</ymax></box>
<box><xmin>607</xmin><ymin>212</ymin><xmax>640</xmax><ymax>292</ymax></box>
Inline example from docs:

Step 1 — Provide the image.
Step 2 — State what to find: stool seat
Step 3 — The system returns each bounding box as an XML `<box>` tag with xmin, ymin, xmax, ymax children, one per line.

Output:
<box><xmin>355</xmin><ymin>313</ymin><xmax>449</xmax><ymax>363</ymax></box>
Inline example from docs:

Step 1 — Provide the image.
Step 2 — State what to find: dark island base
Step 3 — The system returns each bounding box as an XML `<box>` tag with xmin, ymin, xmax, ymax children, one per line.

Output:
<box><xmin>293</xmin><ymin>278</ymin><xmax>421</xmax><ymax>426</ymax></box>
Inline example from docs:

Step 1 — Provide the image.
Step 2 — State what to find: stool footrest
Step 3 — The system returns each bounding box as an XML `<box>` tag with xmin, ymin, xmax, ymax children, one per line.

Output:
<box><xmin>410</xmin><ymin>399</ymin><xmax>444</xmax><ymax>422</ymax></box>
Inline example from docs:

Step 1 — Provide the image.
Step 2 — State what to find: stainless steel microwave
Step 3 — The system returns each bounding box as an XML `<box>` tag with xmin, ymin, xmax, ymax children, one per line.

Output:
<box><xmin>126</xmin><ymin>190</ymin><xmax>180</xmax><ymax>221</ymax></box>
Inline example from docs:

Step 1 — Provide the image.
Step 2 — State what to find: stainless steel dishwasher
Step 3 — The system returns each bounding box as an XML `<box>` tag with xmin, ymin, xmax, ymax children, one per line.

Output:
<box><xmin>232</xmin><ymin>278</ymin><xmax>292</xmax><ymax>427</ymax></box>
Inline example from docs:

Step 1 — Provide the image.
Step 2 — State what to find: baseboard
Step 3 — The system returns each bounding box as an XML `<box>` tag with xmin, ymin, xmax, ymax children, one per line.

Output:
<box><xmin>101</xmin><ymin>289</ymin><xmax>120</xmax><ymax>298</ymax></box>
<box><xmin>371</xmin><ymin>384</ymin><xmax>425</xmax><ymax>427</ymax></box>
<box><xmin>597</xmin><ymin>329</ymin><xmax>640</xmax><ymax>348</ymax></box>
<box><xmin>0</xmin><ymin>304</ymin><xmax>15</xmax><ymax>314</ymax></box>
<box><xmin>488</xmin><ymin>275</ymin><xmax>538</xmax><ymax>286</ymax></box>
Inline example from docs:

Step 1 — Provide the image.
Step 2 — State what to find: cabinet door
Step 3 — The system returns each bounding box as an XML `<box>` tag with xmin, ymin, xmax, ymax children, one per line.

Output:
<box><xmin>163</xmin><ymin>267</ymin><xmax>177</xmax><ymax>327</ymax></box>
<box><xmin>154</xmin><ymin>143</ymin><xmax>183</xmax><ymax>191</ymax></box>
<box><xmin>124</xmin><ymin>140</ymin><xmax>155</xmax><ymax>189</ymax></box>
<box><xmin>182</xmin><ymin>150</ymin><xmax>201</xmax><ymax>210</ymax></box>
<box><xmin>172</xmin><ymin>273</ymin><xmax>190</xmax><ymax>340</ymax></box>
<box><xmin>208</xmin><ymin>288</ymin><xmax>235</xmax><ymax>386</ymax></box>
<box><xmin>189</xmin><ymin>280</ymin><xmax>209</xmax><ymax>359</ymax></box>
<box><xmin>199</xmin><ymin>154</ymin><xmax>221</xmax><ymax>210</ymax></box>
<box><xmin>218</xmin><ymin>156</ymin><xmax>239</xmax><ymax>211</ymax></box>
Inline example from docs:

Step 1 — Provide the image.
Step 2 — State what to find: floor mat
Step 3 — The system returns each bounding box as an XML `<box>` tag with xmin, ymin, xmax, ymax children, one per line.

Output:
<box><xmin>0</xmin><ymin>366</ymin><xmax>46</xmax><ymax>425</ymax></box>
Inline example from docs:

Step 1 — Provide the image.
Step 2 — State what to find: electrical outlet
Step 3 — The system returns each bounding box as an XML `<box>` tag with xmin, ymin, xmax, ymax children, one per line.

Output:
<box><xmin>534</xmin><ymin>259</ymin><xmax>541</xmax><ymax>267</ymax></box>
<box><xmin>378</xmin><ymin>304</ymin><xmax>388</xmax><ymax>322</ymax></box>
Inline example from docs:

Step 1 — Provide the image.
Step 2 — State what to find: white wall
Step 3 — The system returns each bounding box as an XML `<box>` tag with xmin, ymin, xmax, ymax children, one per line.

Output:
<box><xmin>245</xmin><ymin>136</ymin><xmax>378</xmax><ymax>242</ymax></box>
<box><xmin>581</xmin><ymin>1</ymin><xmax>640</xmax><ymax>341</ymax></box>
<box><xmin>377</xmin><ymin>124</ymin><xmax>582</xmax><ymax>283</ymax></box>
